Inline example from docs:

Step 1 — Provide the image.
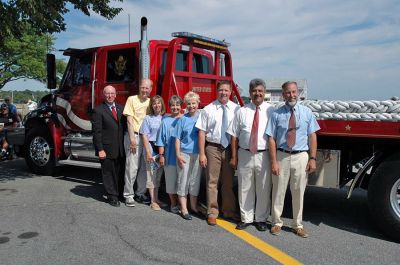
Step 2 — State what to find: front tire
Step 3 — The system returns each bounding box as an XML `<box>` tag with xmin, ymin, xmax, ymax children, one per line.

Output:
<box><xmin>368</xmin><ymin>152</ymin><xmax>400</xmax><ymax>242</ymax></box>
<box><xmin>25</xmin><ymin>126</ymin><xmax>55</xmax><ymax>175</ymax></box>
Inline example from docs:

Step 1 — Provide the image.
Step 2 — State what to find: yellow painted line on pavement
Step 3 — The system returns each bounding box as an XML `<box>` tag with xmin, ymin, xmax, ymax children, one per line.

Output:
<box><xmin>217</xmin><ymin>218</ymin><xmax>303</xmax><ymax>265</ymax></box>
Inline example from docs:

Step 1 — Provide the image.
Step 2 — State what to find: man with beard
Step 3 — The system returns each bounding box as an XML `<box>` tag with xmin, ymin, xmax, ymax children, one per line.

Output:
<box><xmin>266</xmin><ymin>81</ymin><xmax>320</xmax><ymax>238</ymax></box>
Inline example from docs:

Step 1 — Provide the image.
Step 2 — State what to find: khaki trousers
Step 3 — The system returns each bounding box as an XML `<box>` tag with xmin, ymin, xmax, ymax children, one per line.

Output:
<box><xmin>206</xmin><ymin>144</ymin><xmax>236</xmax><ymax>218</ymax></box>
<box><xmin>123</xmin><ymin>133</ymin><xmax>147</xmax><ymax>199</ymax></box>
<box><xmin>145</xmin><ymin>160</ymin><xmax>163</xmax><ymax>189</ymax></box>
<box><xmin>271</xmin><ymin>151</ymin><xmax>308</xmax><ymax>228</ymax></box>
<box><xmin>237</xmin><ymin>148</ymin><xmax>271</xmax><ymax>223</ymax></box>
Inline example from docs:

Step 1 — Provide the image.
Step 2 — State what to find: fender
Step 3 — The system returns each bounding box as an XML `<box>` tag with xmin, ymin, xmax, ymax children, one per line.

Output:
<box><xmin>24</xmin><ymin>104</ymin><xmax>66</xmax><ymax>160</ymax></box>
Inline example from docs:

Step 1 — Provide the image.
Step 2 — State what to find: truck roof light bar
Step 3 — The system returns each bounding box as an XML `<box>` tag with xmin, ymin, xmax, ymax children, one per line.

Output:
<box><xmin>172</xmin><ymin>32</ymin><xmax>230</xmax><ymax>49</ymax></box>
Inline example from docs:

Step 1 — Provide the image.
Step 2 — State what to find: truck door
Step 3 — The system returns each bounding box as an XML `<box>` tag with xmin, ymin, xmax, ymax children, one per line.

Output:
<box><xmin>95</xmin><ymin>44</ymin><xmax>139</xmax><ymax>107</ymax></box>
<box><xmin>56</xmin><ymin>51</ymin><xmax>94</xmax><ymax>131</ymax></box>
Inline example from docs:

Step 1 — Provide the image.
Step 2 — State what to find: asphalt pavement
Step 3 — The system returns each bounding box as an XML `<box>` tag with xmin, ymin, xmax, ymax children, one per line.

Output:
<box><xmin>0</xmin><ymin>158</ymin><xmax>399</xmax><ymax>265</ymax></box>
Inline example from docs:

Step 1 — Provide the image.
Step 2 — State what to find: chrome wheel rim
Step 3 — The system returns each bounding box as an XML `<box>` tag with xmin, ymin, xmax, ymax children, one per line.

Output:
<box><xmin>29</xmin><ymin>136</ymin><xmax>51</xmax><ymax>167</ymax></box>
<box><xmin>390</xmin><ymin>178</ymin><xmax>400</xmax><ymax>218</ymax></box>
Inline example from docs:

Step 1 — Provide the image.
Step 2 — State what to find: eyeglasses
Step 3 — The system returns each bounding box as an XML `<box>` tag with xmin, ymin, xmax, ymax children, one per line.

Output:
<box><xmin>104</xmin><ymin>92</ymin><xmax>116</xmax><ymax>96</ymax></box>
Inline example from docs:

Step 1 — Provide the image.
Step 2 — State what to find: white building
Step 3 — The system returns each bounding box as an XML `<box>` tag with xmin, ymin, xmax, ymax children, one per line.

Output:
<box><xmin>264</xmin><ymin>79</ymin><xmax>308</xmax><ymax>101</ymax></box>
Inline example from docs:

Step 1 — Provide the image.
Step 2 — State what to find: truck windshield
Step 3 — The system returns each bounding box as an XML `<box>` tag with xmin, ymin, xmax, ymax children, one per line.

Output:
<box><xmin>60</xmin><ymin>53</ymin><xmax>92</xmax><ymax>90</ymax></box>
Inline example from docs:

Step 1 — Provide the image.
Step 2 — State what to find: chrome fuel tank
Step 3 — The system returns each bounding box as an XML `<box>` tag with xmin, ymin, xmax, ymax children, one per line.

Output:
<box><xmin>63</xmin><ymin>133</ymin><xmax>98</xmax><ymax>162</ymax></box>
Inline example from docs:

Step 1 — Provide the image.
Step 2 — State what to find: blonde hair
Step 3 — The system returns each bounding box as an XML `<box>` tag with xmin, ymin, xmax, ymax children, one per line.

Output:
<box><xmin>184</xmin><ymin>91</ymin><xmax>200</xmax><ymax>104</ymax></box>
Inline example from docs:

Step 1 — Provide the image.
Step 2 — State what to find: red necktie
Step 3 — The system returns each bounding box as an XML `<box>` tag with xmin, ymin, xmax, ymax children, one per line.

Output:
<box><xmin>111</xmin><ymin>106</ymin><xmax>117</xmax><ymax>120</ymax></box>
<box><xmin>249</xmin><ymin>107</ymin><xmax>259</xmax><ymax>154</ymax></box>
<box><xmin>287</xmin><ymin>108</ymin><xmax>296</xmax><ymax>149</ymax></box>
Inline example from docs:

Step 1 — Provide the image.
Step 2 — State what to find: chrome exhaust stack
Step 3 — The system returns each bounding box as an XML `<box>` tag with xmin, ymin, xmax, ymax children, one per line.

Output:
<box><xmin>139</xmin><ymin>17</ymin><xmax>150</xmax><ymax>80</ymax></box>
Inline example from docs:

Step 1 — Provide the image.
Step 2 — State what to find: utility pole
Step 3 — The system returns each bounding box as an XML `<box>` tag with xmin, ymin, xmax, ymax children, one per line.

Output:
<box><xmin>128</xmin><ymin>14</ymin><xmax>131</xmax><ymax>42</ymax></box>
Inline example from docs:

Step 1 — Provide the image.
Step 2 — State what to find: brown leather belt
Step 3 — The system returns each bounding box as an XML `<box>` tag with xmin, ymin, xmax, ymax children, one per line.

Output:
<box><xmin>206</xmin><ymin>142</ymin><xmax>229</xmax><ymax>150</ymax></box>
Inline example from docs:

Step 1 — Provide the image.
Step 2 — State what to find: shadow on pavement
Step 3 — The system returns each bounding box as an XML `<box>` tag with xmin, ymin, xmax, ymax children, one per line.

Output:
<box><xmin>2</xmin><ymin>158</ymin><xmax>397</xmax><ymax>243</ymax></box>
<box><xmin>53</xmin><ymin>166</ymin><xmax>105</xmax><ymax>203</ymax></box>
<box><xmin>281</xmin><ymin>186</ymin><xmax>398</xmax><ymax>243</ymax></box>
<box><xmin>0</xmin><ymin>158</ymin><xmax>40</xmax><ymax>182</ymax></box>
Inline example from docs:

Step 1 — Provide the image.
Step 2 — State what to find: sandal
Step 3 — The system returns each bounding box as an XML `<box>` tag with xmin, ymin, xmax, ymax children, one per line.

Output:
<box><xmin>150</xmin><ymin>202</ymin><xmax>161</xmax><ymax>211</ymax></box>
<box><xmin>181</xmin><ymin>212</ymin><xmax>192</xmax><ymax>220</ymax></box>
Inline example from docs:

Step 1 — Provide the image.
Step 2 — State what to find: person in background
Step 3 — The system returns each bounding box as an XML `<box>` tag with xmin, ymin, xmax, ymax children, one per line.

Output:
<box><xmin>123</xmin><ymin>79</ymin><xmax>152</xmax><ymax>207</ymax></box>
<box><xmin>156</xmin><ymin>95</ymin><xmax>183</xmax><ymax>214</ymax></box>
<box><xmin>140</xmin><ymin>95</ymin><xmax>166</xmax><ymax>211</ymax></box>
<box><xmin>195</xmin><ymin>80</ymin><xmax>240</xmax><ymax>226</ymax></box>
<box><xmin>266</xmin><ymin>81</ymin><xmax>320</xmax><ymax>238</ymax></box>
<box><xmin>4</xmin><ymin>96</ymin><xmax>17</xmax><ymax>115</ymax></box>
<box><xmin>0</xmin><ymin>103</ymin><xmax>18</xmax><ymax>159</ymax></box>
<box><xmin>175</xmin><ymin>92</ymin><xmax>201</xmax><ymax>220</ymax></box>
<box><xmin>26</xmin><ymin>99</ymin><xmax>38</xmax><ymax>111</ymax></box>
<box><xmin>228</xmin><ymin>78</ymin><xmax>274</xmax><ymax>231</ymax></box>
<box><xmin>91</xmin><ymin>85</ymin><xmax>126</xmax><ymax>207</ymax></box>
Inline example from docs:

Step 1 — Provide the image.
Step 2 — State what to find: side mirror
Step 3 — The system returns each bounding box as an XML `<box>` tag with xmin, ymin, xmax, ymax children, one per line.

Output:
<box><xmin>47</xmin><ymin>54</ymin><xmax>56</xmax><ymax>89</ymax></box>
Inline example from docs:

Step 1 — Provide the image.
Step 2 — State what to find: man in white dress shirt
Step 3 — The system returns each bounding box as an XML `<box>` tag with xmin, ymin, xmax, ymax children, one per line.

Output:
<box><xmin>228</xmin><ymin>78</ymin><xmax>274</xmax><ymax>231</ymax></box>
<box><xmin>196</xmin><ymin>80</ymin><xmax>240</xmax><ymax>226</ymax></box>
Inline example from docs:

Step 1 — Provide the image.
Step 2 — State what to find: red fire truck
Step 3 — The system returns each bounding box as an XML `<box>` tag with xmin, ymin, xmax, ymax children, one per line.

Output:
<box><xmin>6</xmin><ymin>17</ymin><xmax>399</xmax><ymax>241</ymax></box>
<box><xmin>10</xmin><ymin>17</ymin><xmax>242</xmax><ymax>173</ymax></box>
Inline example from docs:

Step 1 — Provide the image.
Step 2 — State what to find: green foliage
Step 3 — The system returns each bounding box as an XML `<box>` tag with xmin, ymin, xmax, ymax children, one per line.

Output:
<box><xmin>0</xmin><ymin>0</ymin><xmax>123</xmax><ymax>44</ymax></box>
<box><xmin>0</xmin><ymin>23</ymin><xmax>67</xmax><ymax>89</ymax></box>
<box><xmin>1</xmin><ymin>27</ymin><xmax>53</xmax><ymax>89</ymax></box>
<box><xmin>56</xmin><ymin>59</ymin><xmax>67</xmax><ymax>85</ymax></box>
<box><xmin>0</xmin><ymin>90</ymin><xmax>49</xmax><ymax>104</ymax></box>
<box><xmin>0</xmin><ymin>0</ymin><xmax>121</xmax><ymax>90</ymax></box>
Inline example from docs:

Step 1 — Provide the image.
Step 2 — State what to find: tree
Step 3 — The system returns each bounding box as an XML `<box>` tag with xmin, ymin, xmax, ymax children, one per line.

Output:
<box><xmin>0</xmin><ymin>0</ymin><xmax>123</xmax><ymax>45</ymax></box>
<box><xmin>56</xmin><ymin>58</ymin><xmax>67</xmax><ymax>85</ymax></box>
<box><xmin>0</xmin><ymin>90</ymin><xmax>49</xmax><ymax>104</ymax></box>
<box><xmin>0</xmin><ymin>0</ymin><xmax>119</xmax><ymax>89</ymax></box>
<box><xmin>0</xmin><ymin>26</ymin><xmax>66</xmax><ymax>89</ymax></box>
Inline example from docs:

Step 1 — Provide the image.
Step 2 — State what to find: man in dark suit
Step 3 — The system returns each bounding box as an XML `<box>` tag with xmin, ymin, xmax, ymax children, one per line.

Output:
<box><xmin>92</xmin><ymin>85</ymin><xmax>126</xmax><ymax>207</ymax></box>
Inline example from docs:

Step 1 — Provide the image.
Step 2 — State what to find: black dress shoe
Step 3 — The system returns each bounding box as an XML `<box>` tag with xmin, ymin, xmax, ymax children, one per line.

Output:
<box><xmin>254</xmin><ymin>222</ymin><xmax>268</xmax><ymax>231</ymax></box>
<box><xmin>108</xmin><ymin>198</ymin><xmax>120</xmax><ymax>207</ymax></box>
<box><xmin>236</xmin><ymin>222</ymin><xmax>251</xmax><ymax>230</ymax></box>
<box><xmin>134</xmin><ymin>195</ymin><xmax>151</xmax><ymax>204</ymax></box>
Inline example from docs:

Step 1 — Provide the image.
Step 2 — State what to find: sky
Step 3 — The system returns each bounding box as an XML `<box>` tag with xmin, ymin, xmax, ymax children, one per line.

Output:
<box><xmin>4</xmin><ymin>0</ymin><xmax>400</xmax><ymax>100</ymax></box>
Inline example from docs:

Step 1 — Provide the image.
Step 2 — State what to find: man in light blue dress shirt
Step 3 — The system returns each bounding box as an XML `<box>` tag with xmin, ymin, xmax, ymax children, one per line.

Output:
<box><xmin>266</xmin><ymin>81</ymin><xmax>320</xmax><ymax>238</ymax></box>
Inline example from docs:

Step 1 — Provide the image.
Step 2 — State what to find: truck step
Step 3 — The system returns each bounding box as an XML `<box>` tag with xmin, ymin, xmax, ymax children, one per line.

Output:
<box><xmin>58</xmin><ymin>159</ymin><xmax>101</xmax><ymax>169</ymax></box>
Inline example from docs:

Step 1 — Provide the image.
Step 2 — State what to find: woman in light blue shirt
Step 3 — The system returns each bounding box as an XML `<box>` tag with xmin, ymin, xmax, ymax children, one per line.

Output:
<box><xmin>140</xmin><ymin>95</ymin><xmax>165</xmax><ymax>211</ymax></box>
<box><xmin>175</xmin><ymin>92</ymin><xmax>201</xmax><ymax>220</ymax></box>
<box><xmin>155</xmin><ymin>95</ymin><xmax>183</xmax><ymax>214</ymax></box>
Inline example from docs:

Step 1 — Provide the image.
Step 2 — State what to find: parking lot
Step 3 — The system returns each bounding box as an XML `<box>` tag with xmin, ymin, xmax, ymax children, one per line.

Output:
<box><xmin>0</xmin><ymin>158</ymin><xmax>399</xmax><ymax>265</ymax></box>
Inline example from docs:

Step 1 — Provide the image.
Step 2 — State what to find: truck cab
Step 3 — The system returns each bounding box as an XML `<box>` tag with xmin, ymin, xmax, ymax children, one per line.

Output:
<box><xmin>12</xmin><ymin>17</ymin><xmax>242</xmax><ymax>175</ymax></box>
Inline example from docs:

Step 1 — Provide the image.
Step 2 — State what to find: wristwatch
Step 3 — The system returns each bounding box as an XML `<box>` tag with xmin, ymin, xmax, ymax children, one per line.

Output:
<box><xmin>309</xmin><ymin>156</ymin><xmax>316</xmax><ymax>161</ymax></box>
